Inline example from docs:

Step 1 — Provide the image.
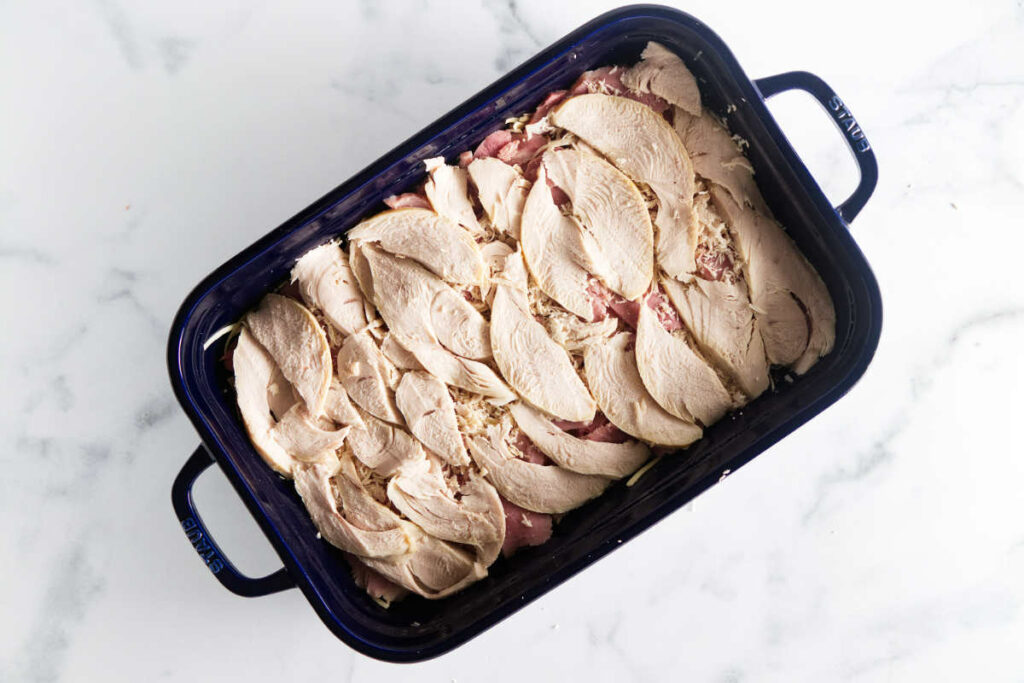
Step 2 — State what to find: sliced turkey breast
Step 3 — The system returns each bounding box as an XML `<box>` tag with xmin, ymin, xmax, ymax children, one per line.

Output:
<box><xmin>550</xmin><ymin>93</ymin><xmax>699</xmax><ymax>282</ymax></box>
<box><xmin>508</xmin><ymin>402</ymin><xmax>649</xmax><ymax>479</ymax></box>
<box><xmin>519</xmin><ymin>166</ymin><xmax>596</xmax><ymax>321</ymax></box>
<box><xmin>358</xmin><ymin>243</ymin><xmax>491</xmax><ymax>361</ymax></box>
<box><xmin>324</xmin><ymin>379</ymin><xmax>363</xmax><ymax>428</ymax></box>
<box><xmin>543</xmin><ymin>308</ymin><xmax>618</xmax><ymax>353</ymax></box>
<box><xmin>266</xmin><ymin>361</ymin><xmax>299</xmax><ymax>421</ymax></box>
<box><xmin>395</xmin><ymin>371</ymin><xmax>468</xmax><ymax>466</ymax></box>
<box><xmin>467</xmin><ymin>420</ymin><xmax>610</xmax><ymax>514</ymax></box>
<box><xmin>423</xmin><ymin>157</ymin><xmax>484</xmax><ymax>236</ymax></box>
<box><xmin>291</xmin><ymin>242</ymin><xmax>373</xmax><ymax>337</ymax></box>
<box><xmin>234</xmin><ymin>328</ymin><xmax>302</xmax><ymax>475</ymax></box>
<box><xmin>245</xmin><ymin>293</ymin><xmax>332</xmax><ymax>418</ymax></box>
<box><xmin>662</xmin><ymin>275</ymin><xmax>769</xmax><ymax>399</ymax></box>
<box><xmin>334</xmin><ymin>458</ymin><xmax>486</xmax><ymax>599</ymax></box>
<box><xmin>635</xmin><ymin>301</ymin><xmax>734</xmax><ymax>425</ymax></box>
<box><xmin>380</xmin><ymin>333</ymin><xmax>424</xmax><ymax>371</ymax></box>
<box><xmin>347</xmin><ymin>410</ymin><xmax>425</xmax><ymax>477</ymax></box>
<box><xmin>337</xmin><ymin>331</ymin><xmax>402</xmax><ymax>424</ymax></box>
<box><xmin>467</xmin><ymin>157</ymin><xmax>529</xmax><ymax>239</ymax></box>
<box><xmin>387</xmin><ymin>455</ymin><xmax>505</xmax><ymax>564</ymax></box>
<box><xmin>348</xmin><ymin>241</ymin><xmax>375</xmax><ymax>304</ymax></box>
<box><xmin>710</xmin><ymin>188</ymin><xmax>835</xmax><ymax>373</ymax></box>
<box><xmin>396</xmin><ymin>335</ymin><xmax>515</xmax><ymax>404</ymax></box>
<box><xmin>361</xmin><ymin>529</ymin><xmax>486</xmax><ymax>600</ymax></box>
<box><xmin>477</xmin><ymin>240</ymin><xmax>515</xmax><ymax>305</ymax></box>
<box><xmin>270</xmin><ymin>404</ymin><xmax>350</xmax><ymax>461</ymax></box>
<box><xmin>337</xmin><ymin>451</ymin><xmax>488</xmax><ymax>597</ymax></box>
<box><xmin>673</xmin><ymin>110</ymin><xmax>770</xmax><ymax>216</ymax></box>
<box><xmin>430</xmin><ymin>285</ymin><xmax>492</xmax><ymax>361</ymax></box>
<box><xmin>490</xmin><ymin>250</ymin><xmax>596</xmax><ymax>422</ymax></box>
<box><xmin>333</xmin><ymin>454</ymin><xmax>402</xmax><ymax>532</ymax></box>
<box><xmin>621</xmin><ymin>41</ymin><xmax>702</xmax><ymax>116</ymax></box>
<box><xmin>542</xmin><ymin>148</ymin><xmax>654</xmax><ymax>300</ymax></box>
<box><xmin>293</xmin><ymin>460</ymin><xmax>409</xmax><ymax>558</ymax></box>
<box><xmin>583</xmin><ymin>332</ymin><xmax>703</xmax><ymax>447</ymax></box>
<box><xmin>347</xmin><ymin>208</ymin><xmax>485</xmax><ymax>285</ymax></box>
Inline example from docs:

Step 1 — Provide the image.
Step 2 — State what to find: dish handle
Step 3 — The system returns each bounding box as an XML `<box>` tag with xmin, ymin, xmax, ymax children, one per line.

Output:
<box><xmin>171</xmin><ymin>445</ymin><xmax>295</xmax><ymax>597</ymax></box>
<box><xmin>755</xmin><ymin>71</ymin><xmax>878</xmax><ymax>223</ymax></box>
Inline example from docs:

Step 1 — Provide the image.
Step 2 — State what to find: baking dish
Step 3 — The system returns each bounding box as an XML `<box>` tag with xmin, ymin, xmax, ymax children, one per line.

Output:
<box><xmin>168</xmin><ymin>4</ymin><xmax>881</xmax><ymax>662</ymax></box>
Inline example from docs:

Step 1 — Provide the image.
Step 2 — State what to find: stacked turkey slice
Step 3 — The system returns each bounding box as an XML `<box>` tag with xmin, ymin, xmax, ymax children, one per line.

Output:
<box><xmin>231</xmin><ymin>42</ymin><xmax>835</xmax><ymax>604</ymax></box>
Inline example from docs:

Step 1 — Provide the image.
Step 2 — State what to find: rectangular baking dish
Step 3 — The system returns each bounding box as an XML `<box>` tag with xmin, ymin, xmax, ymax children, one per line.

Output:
<box><xmin>168</xmin><ymin>4</ymin><xmax>881</xmax><ymax>663</ymax></box>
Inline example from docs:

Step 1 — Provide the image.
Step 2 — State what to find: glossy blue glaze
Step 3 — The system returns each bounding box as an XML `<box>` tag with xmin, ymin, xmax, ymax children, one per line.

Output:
<box><xmin>168</xmin><ymin>4</ymin><xmax>882</xmax><ymax>662</ymax></box>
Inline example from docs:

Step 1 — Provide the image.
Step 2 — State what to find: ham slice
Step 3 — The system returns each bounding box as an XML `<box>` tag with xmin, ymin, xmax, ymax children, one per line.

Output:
<box><xmin>473</xmin><ymin>129</ymin><xmax>549</xmax><ymax>169</ymax></box>
<box><xmin>500</xmin><ymin>498</ymin><xmax>553</xmax><ymax>557</ymax></box>
<box><xmin>530</xmin><ymin>90</ymin><xmax>568</xmax><ymax>123</ymax></box>
<box><xmin>589</xmin><ymin>281</ymin><xmax>682</xmax><ymax>332</ymax></box>
<box><xmin>383</xmin><ymin>192</ymin><xmax>431</xmax><ymax>210</ymax></box>
<box><xmin>570</xmin><ymin>66</ymin><xmax>669</xmax><ymax>114</ymax></box>
<box><xmin>475</xmin><ymin>130</ymin><xmax>514</xmax><ymax>159</ymax></box>
<box><xmin>346</xmin><ymin>554</ymin><xmax>408</xmax><ymax>605</ymax></box>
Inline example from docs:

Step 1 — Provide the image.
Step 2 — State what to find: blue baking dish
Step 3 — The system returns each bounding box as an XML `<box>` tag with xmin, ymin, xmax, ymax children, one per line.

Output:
<box><xmin>168</xmin><ymin>4</ymin><xmax>881</xmax><ymax>662</ymax></box>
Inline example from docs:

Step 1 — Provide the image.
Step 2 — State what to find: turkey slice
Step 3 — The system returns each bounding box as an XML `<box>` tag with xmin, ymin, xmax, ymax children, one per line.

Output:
<box><xmin>662</xmin><ymin>275</ymin><xmax>769</xmax><ymax>399</ymax></box>
<box><xmin>359</xmin><ymin>243</ymin><xmax>491</xmax><ymax>361</ymax></box>
<box><xmin>395</xmin><ymin>370</ymin><xmax>468</xmax><ymax>466</ymax></box>
<box><xmin>291</xmin><ymin>242</ymin><xmax>374</xmax><ymax>336</ymax></box>
<box><xmin>293</xmin><ymin>460</ymin><xmax>409</xmax><ymax>558</ymax></box>
<box><xmin>234</xmin><ymin>328</ymin><xmax>304</xmax><ymax>475</ymax></box>
<box><xmin>519</xmin><ymin>166</ymin><xmax>596</xmax><ymax>321</ymax></box>
<box><xmin>467</xmin><ymin>156</ymin><xmax>529</xmax><ymax>239</ymax></box>
<box><xmin>550</xmin><ymin>93</ymin><xmax>699</xmax><ymax>282</ymax></box>
<box><xmin>245</xmin><ymin>293</ymin><xmax>332</xmax><ymax>417</ymax></box>
<box><xmin>347</xmin><ymin>410</ymin><xmax>425</xmax><ymax>477</ymax></box>
<box><xmin>542</xmin><ymin>148</ymin><xmax>654</xmax><ymax>300</ymax></box>
<box><xmin>621</xmin><ymin>41</ymin><xmax>702</xmax><ymax>116</ymax></box>
<box><xmin>347</xmin><ymin>208</ymin><xmax>484</xmax><ymax>285</ymax></box>
<box><xmin>467</xmin><ymin>420</ymin><xmax>610</xmax><ymax>514</ymax></box>
<box><xmin>635</xmin><ymin>301</ymin><xmax>734</xmax><ymax>425</ymax></box>
<box><xmin>387</xmin><ymin>455</ymin><xmax>505</xmax><ymax>565</ymax></box>
<box><xmin>380</xmin><ymin>333</ymin><xmax>424</xmax><ymax>371</ymax></box>
<box><xmin>336</xmin><ymin>331</ymin><xmax>402</xmax><ymax>424</ymax></box>
<box><xmin>270</xmin><ymin>404</ymin><xmax>350</xmax><ymax>461</ymax></box>
<box><xmin>508</xmin><ymin>402</ymin><xmax>650</xmax><ymax>479</ymax></box>
<box><xmin>584</xmin><ymin>332</ymin><xmax>703</xmax><ymax>447</ymax></box>
<box><xmin>423</xmin><ymin>157</ymin><xmax>484</xmax><ymax>236</ymax></box>
<box><xmin>674</xmin><ymin>110</ymin><xmax>770</xmax><ymax>216</ymax></box>
<box><xmin>710</xmin><ymin>187</ymin><xmax>835</xmax><ymax>373</ymax></box>
<box><xmin>397</xmin><ymin>335</ymin><xmax>515</xmax><ymax>404</ymax></box>
<box><xmin>324</xmin><ymin>379</ymin><xmax>364</xmax><ymax>428</ymax></box>
<box><xmin>490</xmin><ymin>250</ymin><xmax>596</xmax><ymax>422</ymax></box>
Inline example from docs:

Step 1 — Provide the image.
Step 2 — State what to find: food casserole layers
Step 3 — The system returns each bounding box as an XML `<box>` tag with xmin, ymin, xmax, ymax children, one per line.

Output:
<box><xmin>168</xmin><ymin>6</ymin><xmax>880</xmax><ymax>662</ymax></box>
<box><xmin>228</xmin><ymin>43</ymin><xmax>836</xmax><ymax>603</ymax></box>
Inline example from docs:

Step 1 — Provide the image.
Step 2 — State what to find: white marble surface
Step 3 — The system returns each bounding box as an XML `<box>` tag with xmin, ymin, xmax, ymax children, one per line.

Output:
<box><xmin>2</xmin><ymin>1</ymin><xmax>1023</xmax><ymax>680</ymax></box>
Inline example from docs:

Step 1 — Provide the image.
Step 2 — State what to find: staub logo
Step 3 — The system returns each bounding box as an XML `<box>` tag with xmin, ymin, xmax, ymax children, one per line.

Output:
<box><xmin>181</xmin><ymin>517</ymin><xmax>225</xmax><ymax>574</ymax></box>
<box><xmin>827</xmin><ymin>95</ymin><xmax>871</xmax><ymax>153</ymax></box>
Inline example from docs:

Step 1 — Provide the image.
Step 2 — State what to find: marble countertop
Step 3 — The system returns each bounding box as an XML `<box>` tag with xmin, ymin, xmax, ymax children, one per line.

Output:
<box><xmin>2</xmin><ymin>1</ymin><xmax>1022</xmax><ymax>680</ymax></box>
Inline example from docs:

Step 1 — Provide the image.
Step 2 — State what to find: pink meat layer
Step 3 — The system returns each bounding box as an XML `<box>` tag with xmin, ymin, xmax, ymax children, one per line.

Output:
<box><xmin>695</xmin><ymin>246</ymin><xmax>734</xmax><ymax>281</ymax></box>
<box><xmin>552</xmin><ymin>412</ymin><xmax>629</xmax><ymax>443</ymax></box>
<box><xmin>571</xmin><ymin>66</ymin><xmax>670</xmax><ymax>113</ymax></box>
<box><xmin>514</xmin><ymin>431</ymin><xmax>552</xmax><ymax>465</ymax></box>
<box><xmin>529</xmin><ymin>90</ymin><xmax>568</xmax><ymax>123</ymax></box>
<box><xmin>500</xmin><ymin>498</ymin><xmax>553</xmax><ymax>557</ymax></box>
<box><xmin>346</xmin><ymin>554</ymin><xmax>408</xmax><ymax>603</ymax></box>
<box><xmin>588</xmin><ymin>282</ymin><xmax>683</xmax><ymax>332</ymax></box>
<box><xmin>472</xmin><ymin>129</ymin><xmax>549</xmax><ymax>180</ymax></box>
<box><xmin>384</xmin><ymin>192</ymin><xmax>431</xmax><ymax>210</ymax></box>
